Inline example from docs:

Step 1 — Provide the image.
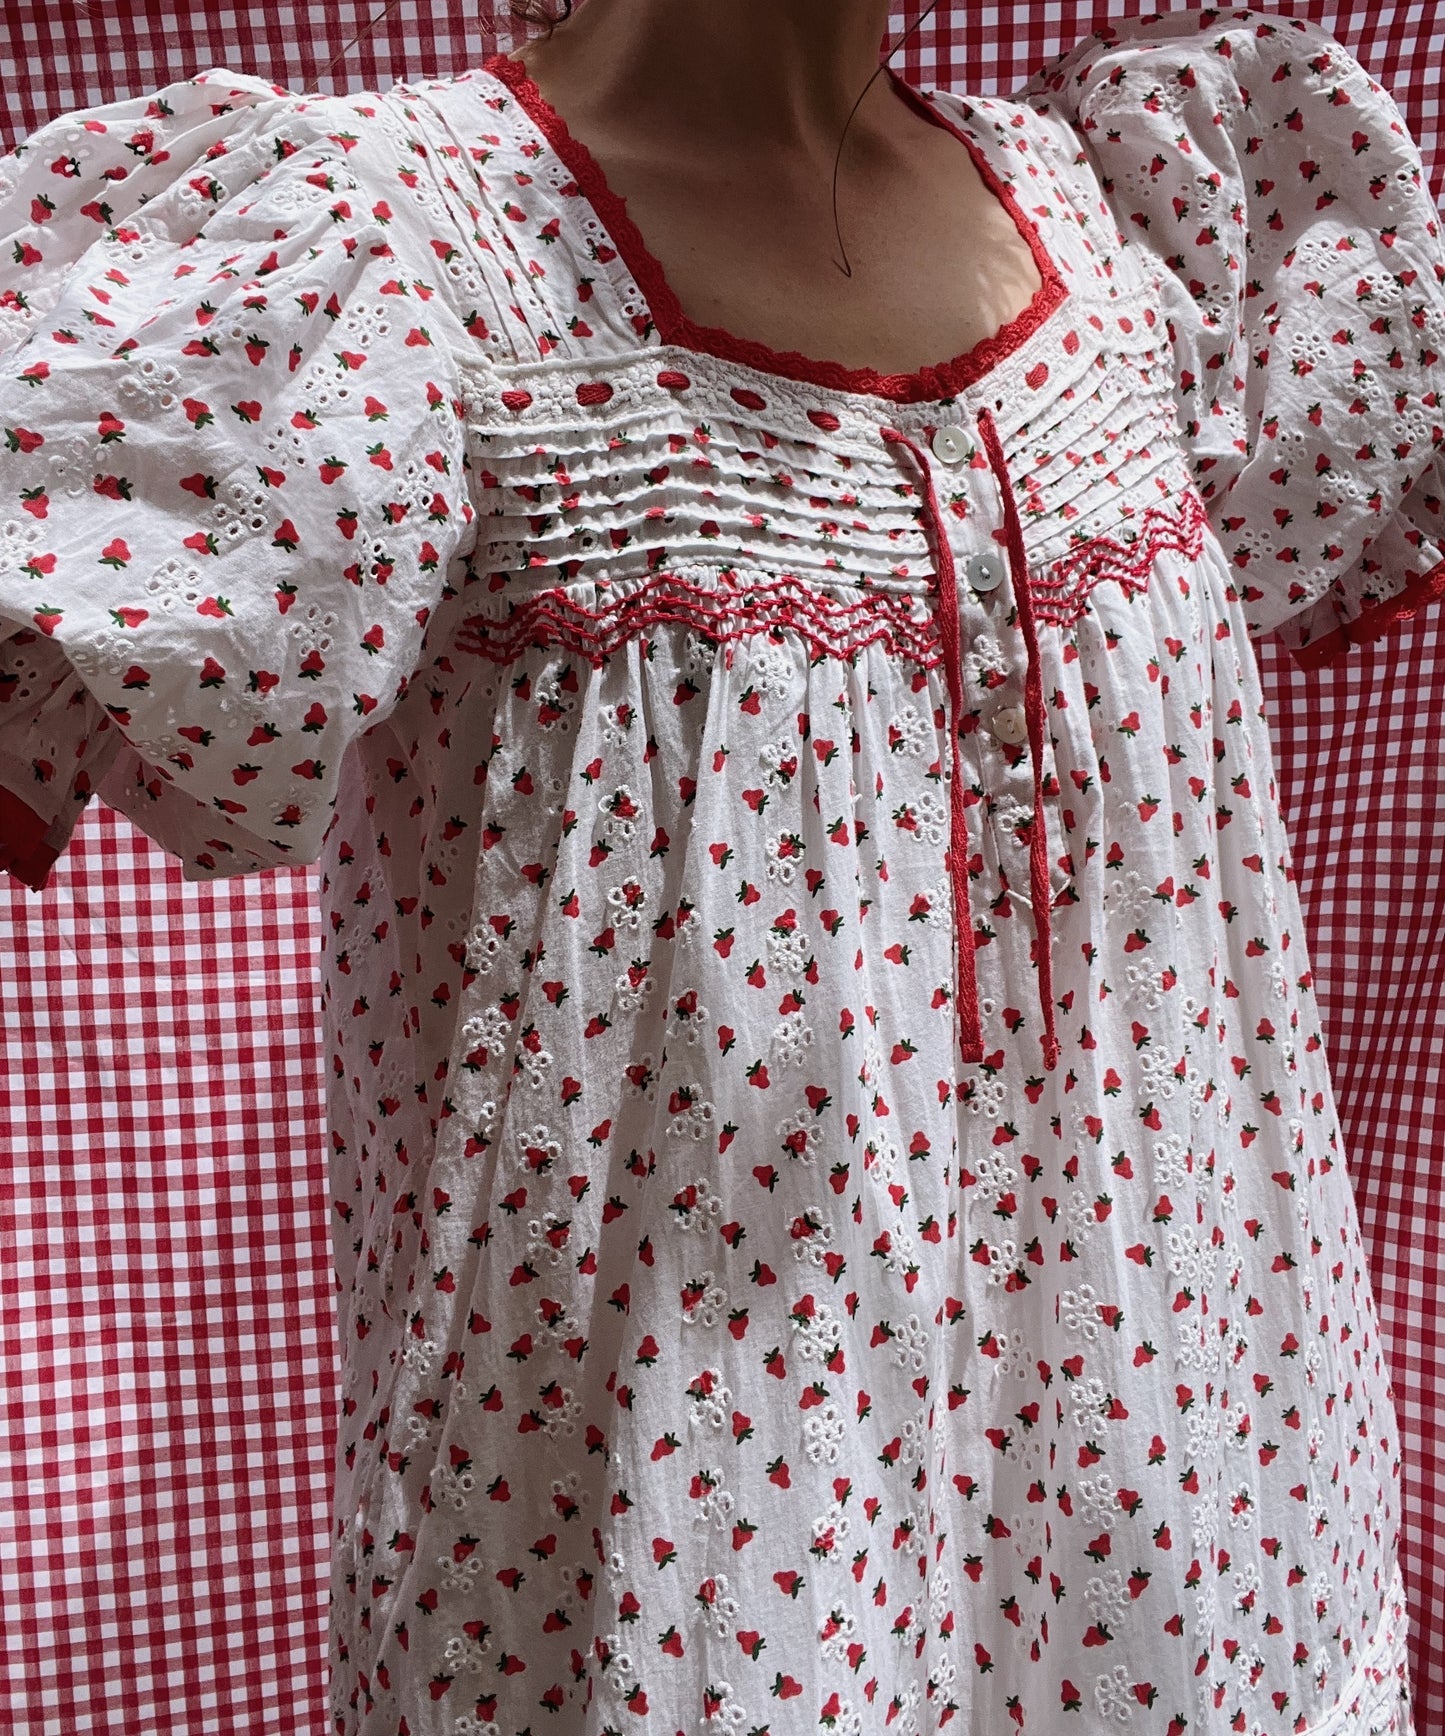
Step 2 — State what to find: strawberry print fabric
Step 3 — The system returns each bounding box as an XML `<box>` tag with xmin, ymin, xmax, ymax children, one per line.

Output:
<box><xmin>0</xmin><ymin>71</ymin><xmax>479</xmax><ymax>886</ymax></box>
<box><xmin>2</xmin><ymin>9</ymin><xmax>1444</xmax><ymax>1736</ymax></box>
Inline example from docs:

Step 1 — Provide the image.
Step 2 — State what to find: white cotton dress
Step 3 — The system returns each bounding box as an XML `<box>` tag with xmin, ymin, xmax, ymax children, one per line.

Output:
<box><xmin>2</xmin><ymin>10</ymin><xmax>1444</xmax><ymax>1735</ymax></box>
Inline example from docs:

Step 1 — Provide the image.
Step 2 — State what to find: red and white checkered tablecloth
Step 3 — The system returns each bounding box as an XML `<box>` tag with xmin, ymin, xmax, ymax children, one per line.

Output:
<box><xmin>0</xmin><ymin>5</ymin><xmax>1441</xmax><ymax>1734</ymax></box>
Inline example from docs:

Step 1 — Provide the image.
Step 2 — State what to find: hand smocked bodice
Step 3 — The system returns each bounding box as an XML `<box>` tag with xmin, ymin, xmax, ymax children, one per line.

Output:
<box><xmin>377</xmin><ymin>50</ymin><xmax>1225</xmax><ymax>1071</ymax></box>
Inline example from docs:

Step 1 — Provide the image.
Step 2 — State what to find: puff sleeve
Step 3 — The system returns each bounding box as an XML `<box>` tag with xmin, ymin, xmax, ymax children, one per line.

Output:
<box><xmin>0</xmin><ymin>68</ymin><xmax>478</xmax><ymax>889</ymax></box>
<box><xmin>1021</xmin><ymin>7</ymin><xmax>1445</xmax><ymax>669</ymax></box>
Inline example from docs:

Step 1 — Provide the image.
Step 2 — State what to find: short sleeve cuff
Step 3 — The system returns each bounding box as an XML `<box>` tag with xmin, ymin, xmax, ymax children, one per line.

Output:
<box><xmin>0</xmin><ymin>781</ymin><xmax>63</xmax><ymax>891</ymax></box>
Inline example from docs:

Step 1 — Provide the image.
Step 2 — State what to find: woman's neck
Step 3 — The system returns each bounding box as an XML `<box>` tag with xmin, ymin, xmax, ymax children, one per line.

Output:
<box><xmin>515</xmin><ymin>0</ymin><xmax>897</xmax><ymax>167</ymax></box>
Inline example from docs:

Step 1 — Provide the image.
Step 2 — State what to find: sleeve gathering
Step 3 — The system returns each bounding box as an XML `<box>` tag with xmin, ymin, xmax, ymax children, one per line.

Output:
<box><xmin>0</xmin><ymin>67</ymin><xmax>478</xmax><ymax>888</ymax></box>
<box><xmin>1020</xmin><ymin>6</ymin><xmax>1445</xmax><ymax>669</ymax></box>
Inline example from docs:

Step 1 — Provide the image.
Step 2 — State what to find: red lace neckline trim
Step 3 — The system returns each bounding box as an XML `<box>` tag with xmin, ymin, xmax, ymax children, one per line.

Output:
<box><xmin>481</xmin><ymin>52</ymin><xmax>1069</xmax><ymax>404</ymax></box>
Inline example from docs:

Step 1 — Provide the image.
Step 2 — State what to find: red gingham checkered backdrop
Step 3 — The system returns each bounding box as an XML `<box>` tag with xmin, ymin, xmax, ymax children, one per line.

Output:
<box><xmin>0</xmin><ymin>5</ymin><xmax>1441</xmax><ymax>1734</ymax></box>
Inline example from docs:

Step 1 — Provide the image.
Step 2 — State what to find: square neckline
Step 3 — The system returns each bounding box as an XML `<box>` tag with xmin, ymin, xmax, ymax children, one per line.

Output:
<box><xmin>481</xmin><ymin>51</ymin><xmax>1070</xmax><ymax>405</ymax></box>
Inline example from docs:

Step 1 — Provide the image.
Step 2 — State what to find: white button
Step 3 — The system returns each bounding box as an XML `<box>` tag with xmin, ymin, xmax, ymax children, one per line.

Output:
<box><xmin>965</xmin><ymin>551</ymin><xmax>1006</xmax><ymax>593</ymax></box>
<box><xmin>931</xmin><ymin>424</ymin><xmax>969</xmax><ymax>465</ymax></box>
<box><xmin>990</xmin><ymin>704</ymin><xmax>1028</xmax><ymax>745</ymax></box>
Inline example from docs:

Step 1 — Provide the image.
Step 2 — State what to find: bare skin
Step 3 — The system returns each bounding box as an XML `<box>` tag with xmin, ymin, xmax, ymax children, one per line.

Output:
<box><xmin>513</xmin><ymin>0</ymin><xmax>1045</xmax><ymax>376</ymax></box>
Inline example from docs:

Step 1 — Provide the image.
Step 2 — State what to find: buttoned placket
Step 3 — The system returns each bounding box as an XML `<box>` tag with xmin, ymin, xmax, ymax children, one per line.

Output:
<box><xmin>879</xmin><ymin>409</ymin><xmax>1062</xmax><ymax>1076</ymax></box>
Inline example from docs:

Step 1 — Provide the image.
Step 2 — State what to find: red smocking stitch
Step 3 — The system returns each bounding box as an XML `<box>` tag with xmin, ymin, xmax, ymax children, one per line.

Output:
<box><xmin>482</xmin><ymin>53</ymin><xmax>1069</xmax><ymax>404</ymax></box>
<box><xmin>453</xmin><ymin>570</ymin><xmax>943</xmax><ymax>669</ymax></box>
<box><xmin>1030</xmin><ymin>492</ymin><xmax>1210</xmax><ymax>628</ymax></box>
<box><xmin>455</xmin><ymin>504</ymin><xmax>1221</xmax><ymax>673</ymax></box>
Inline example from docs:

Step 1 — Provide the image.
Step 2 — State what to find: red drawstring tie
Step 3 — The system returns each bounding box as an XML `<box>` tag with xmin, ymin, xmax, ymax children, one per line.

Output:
<box><xmin>879</xmin><ymin>423</ymin><xmax>985</xmax><ymax>1066</ymax></box>
<box><xmin>880</xmin><ymin>412</ymin><xmax>1061</xmax><ymax>1076</ymax></box>
<box><xmin>977</xmin><ymin>406</ymin><xmax>1061</xmax><ymax>1072</ymax></box>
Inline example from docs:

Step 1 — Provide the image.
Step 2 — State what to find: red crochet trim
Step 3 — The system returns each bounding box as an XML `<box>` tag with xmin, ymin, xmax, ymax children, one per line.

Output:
<box><xmin>1286</xmin><ymin>553</ymin><xmax>1445</xmax><ymax>670</ymax></box>
<box><xmin>482</xmin><ymin>54</ymin><xmax>1069</xmax><ymax>404</ymax></box>
<box><xmin>0</xmin><ymin>783</ymin><xmax>59</xmax><ymax>892</ymax></box>
<box><xmin>455</xmin><ymin>570</ymin><xmax>942</xmax><ymax>669</ymax></box>
<box><xmin>1028</xmin><ymin>491</ymin><xmax>1211</xmax><ymax>628</ymax></box>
